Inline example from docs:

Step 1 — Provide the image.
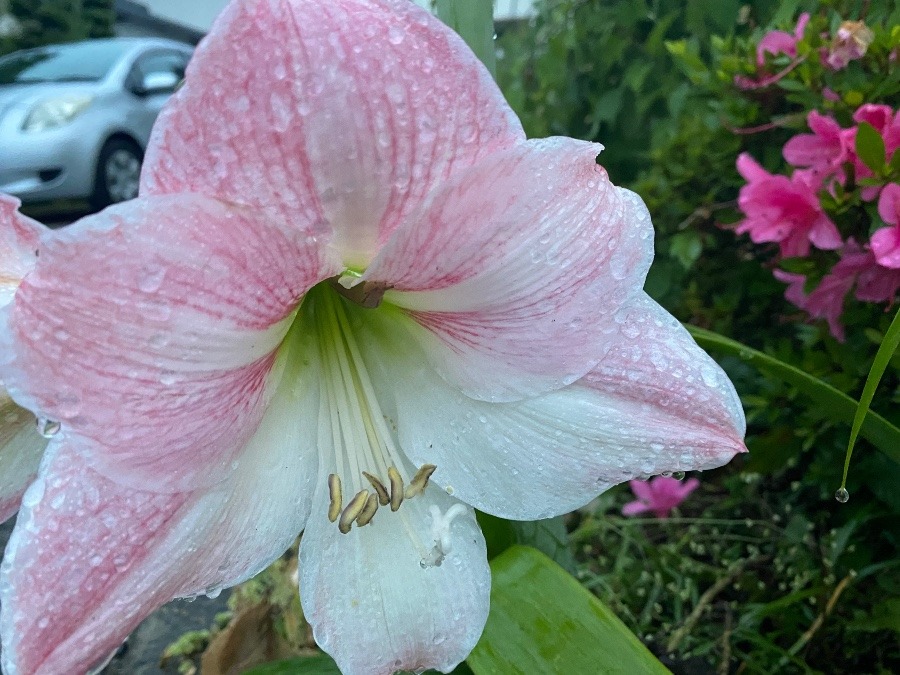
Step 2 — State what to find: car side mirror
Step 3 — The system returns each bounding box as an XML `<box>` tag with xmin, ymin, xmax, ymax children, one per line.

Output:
<box><xmin>137</xmin><ymin>71</ymin><xmax>179</xmax><ymax>96</ymax></box>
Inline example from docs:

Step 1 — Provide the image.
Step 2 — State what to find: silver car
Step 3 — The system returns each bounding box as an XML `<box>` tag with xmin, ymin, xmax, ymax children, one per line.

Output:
<box><xmin>0</xmin><ymin>37</ymin><xmax>193</xmax><ymax>209</ymax></box>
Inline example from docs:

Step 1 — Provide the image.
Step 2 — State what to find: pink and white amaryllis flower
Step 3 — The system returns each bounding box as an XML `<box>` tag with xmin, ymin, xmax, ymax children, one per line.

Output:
<box><xmin>621</xmin><ymin>476</ymin><xmax>700</xmax><ymax>519</ymax></box>
<box><xmin>0</xmin><ymin>1</ymin><xmax>746</xmax><ymax>673</ymax></box>
<box><xmin>735</xmin><ymin>153</ymin><xmax>842</xmax><ymax>257</ymax></box>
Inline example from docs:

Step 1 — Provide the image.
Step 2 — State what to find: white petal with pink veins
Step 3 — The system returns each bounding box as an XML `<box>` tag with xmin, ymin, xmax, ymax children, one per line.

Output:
<box><xmin>356</xmin><ymin>294</ymin><xmax>745</xmax><ymax>520</ymax></box>
<box><xmin>364</xmin><ymin>139</ymin><xmax>654</xmax><ymax>402</ymax></box>
<box><xmin>1</xmin><ymin>194</ymin><xmax>340</xmax><ymax>492</ymax></box>
<box><xmin>299</xmin><ymin>482</ymin><xmax>489</xmax><ymax>675</ymax></box>
<box><xmin>142</xmin><ymin>0</ymin><xmax>524</xmax><ymax>267</ymax></box>
<box><xmin>0</xmin><ymin>328</ymin><xmax>322</xmax><ymax>675</ymax></box>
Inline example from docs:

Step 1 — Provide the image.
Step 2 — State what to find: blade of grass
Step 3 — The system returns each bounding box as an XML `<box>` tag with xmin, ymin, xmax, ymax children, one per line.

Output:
<box><xmin>839</xmin><ymin>306</ymin><xmax>900</xmax><ymax>492</ymax></box>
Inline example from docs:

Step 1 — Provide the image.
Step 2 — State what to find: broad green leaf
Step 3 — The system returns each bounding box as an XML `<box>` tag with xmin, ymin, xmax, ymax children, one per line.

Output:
<box><xmin>243</xmin><ymin>654</ymin><xmax>341</xmax><ymax>675</ymax></box>
<box><xmin>435</xmin><ymin>0</ymin><xmax>496</xmax><ymax>79</ymax></box>
<box><xmin>855</xmin><ymin>121</ymin><xmax>887</xmax><ymax>174</ymax></box>
<box><xmin>840</xmin><ymin>306</ymin><xmax>900</xmax><ymax>489</ymax></box>
<box><xmin>686</xmin><ymin>325</ymin><xmax>900</xmax><ymax>466</ymax></box>
<box><xmin>468</xmin><ymin>546</ymin><xmax>670</xmax><ymax>675</ymax></box>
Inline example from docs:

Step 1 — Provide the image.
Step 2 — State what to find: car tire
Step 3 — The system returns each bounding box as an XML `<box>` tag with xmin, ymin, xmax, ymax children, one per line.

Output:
<box><xmin>91</xmin><ymin>137</ymin><xmax>143</xmax><ymax>210</ymax></box>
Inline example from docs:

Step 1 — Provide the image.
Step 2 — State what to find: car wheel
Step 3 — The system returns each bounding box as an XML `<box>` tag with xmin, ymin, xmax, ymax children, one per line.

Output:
<box><xmin>91</xmin><ymin>138</ymin><xmax>143</xmax><ymax>210</ymax></box>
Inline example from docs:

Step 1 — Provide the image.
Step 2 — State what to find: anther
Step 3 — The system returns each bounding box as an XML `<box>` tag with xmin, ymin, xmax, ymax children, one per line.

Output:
<box><xmin>404</xmin><ymin>464</ymin><xmax>437</xmax><ymax>499</ymax></box>
<box><xmin>327</xmin><ymin>474</ymin><xmax>343</xmax><ymax>523</ymax></box>
<box><xmin>356</xmin><ymin>493</ymin><xmax>379</xmax><ymax>527</ymax></box>
<box><xmin>387</xmin><ymin>466</ymin><xmax>404</xmax><ymax>512</ymax></box>
<box><xmin>363</xmin><ymin>471</ymin><xmax>390</xmax><ymax>506</ymax></box>
<box><xmin>338</xmin><ymin>490</ymin><xmax>370</xmax><ymax>534</ymax></box>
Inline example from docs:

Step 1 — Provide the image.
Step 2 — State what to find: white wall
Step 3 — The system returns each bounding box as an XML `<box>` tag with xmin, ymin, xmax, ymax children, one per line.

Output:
<box><xmin>143</xmin><ymin>0</ymin><xmax>536</xmax><ymax>32</ymax></box>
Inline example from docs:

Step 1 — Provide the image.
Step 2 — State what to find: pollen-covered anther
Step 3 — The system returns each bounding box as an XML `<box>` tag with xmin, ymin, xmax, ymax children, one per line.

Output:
<box><xmin>387</xmin><ymin>466</ymin><xmax>404</xmax><ymax>512</ymax></box>
<box><xmin>327</xmin><ymin>473</ymin><xmax>343</xmax><ymax>523</ymax></box>
<box><xmin>362</xmin><ymin>471</ymin><xmax>390</xmax><ymax>506</ymax></box>
<box><xmin>404</xmin><ymin>464</ymin><xmax>437</xmax><ymax>499</ymax></box>
<box><xmin>355</xmin><ymin>493</ymin><xmax>379</xmax><ymax>527</ymax></box>
<box><xmin>338</xmin><ymin>489</ymin><xmax>369</xmax><ymax>534</ymax></box>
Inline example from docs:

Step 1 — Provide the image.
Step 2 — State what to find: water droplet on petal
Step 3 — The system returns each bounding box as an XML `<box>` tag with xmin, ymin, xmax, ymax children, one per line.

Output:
<box><xmin>673</xmin><ymin>471</ymin><xmax>686</xmax><ymax>481</ymax></box>
<box><xmin>36</xmin><ymin>417</ymin><xmax>61</xmax><ymax>438</ymax></box>
<box><xmin>834</xmin><ymin>488</ymin><xmax>849</xmax><ymax>503</ymax></box>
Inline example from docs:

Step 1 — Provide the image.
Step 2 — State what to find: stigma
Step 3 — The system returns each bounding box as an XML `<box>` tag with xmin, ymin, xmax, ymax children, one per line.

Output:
<box><xmin>327</xmin><ymin>464</ymin><xmax>437</xmax><ymax>534</ymax></box>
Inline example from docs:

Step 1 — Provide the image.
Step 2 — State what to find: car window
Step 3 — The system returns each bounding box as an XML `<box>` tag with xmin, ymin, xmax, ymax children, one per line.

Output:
<box><xmin>129</xmin><ymin>50</ymin><xmax>190</xmax><ymax>88</ymax></box>
<box><xmin>0</xmin><ymin>42</ymin><xmax>129</xmax><ymax>85</ymax></box>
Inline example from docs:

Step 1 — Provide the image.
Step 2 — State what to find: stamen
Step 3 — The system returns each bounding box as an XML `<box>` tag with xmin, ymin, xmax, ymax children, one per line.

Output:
<box><xmin>388</xmin><ymin>466</ymin><xmax>404</xmax><ymax>512</ymax></box>
<box><xmin>338</xmin><ymin>490</ymin><xmax>369</xmax><ymax>534</ymax></box>
<box><xmin>404</xmin><ymin>464</ymin><xmax>437</xmax><ymax>499</ymax></box>
<box><xmin>356</xmin><ymin>493</ymin><xmax>379</xmax><ymax>526</ymax></box>
<box><xmin>327</xmin><ymin>474</ymin><xmax>343</xmax><ymax>523</ymax></box>
<box><xmin>363</xmin><ymin>471</ymin><xmax>391</xmax><ymax>506</ymax></box>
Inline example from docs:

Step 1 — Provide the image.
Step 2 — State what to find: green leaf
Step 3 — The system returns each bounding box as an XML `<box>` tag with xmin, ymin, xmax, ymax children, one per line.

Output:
<box><xmin>685</xmin><ymin>325</ymin><xmax>900</xmax><ymax>466</ymax></box>
<box><xmin>476</xmin><ymin>512</ymin><xmax>576</xmax><ymax>573</ymax></box>
<box><xmin>468</xmin><ymin>546</ymin><xmax>670</xmax><ymax>675</ymax></box>
<box><xmin>243</xmin><ymin>654</ymin><xmax>342</xmax><ymax>675</ymax></box>
<box><xmin>435</xmin><ymin>0</ymin><xmax>496</xmax><ymax>79</ymax></box>
<box><xmin>855</xmin><ymin>121</ymin><xmax>887</xmax><ymax>174</ymax></box>
<box><xmin>840</xmin><ymin>306</ymin><xmax>900</xmax><ymax>489</ymax></box>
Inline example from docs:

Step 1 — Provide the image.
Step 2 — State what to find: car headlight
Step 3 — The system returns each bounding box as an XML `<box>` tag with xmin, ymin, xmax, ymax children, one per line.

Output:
<box><xmin>22</xmin><ymin>94</ymin><xmax>94</xmax><ymax>133</ymax></box>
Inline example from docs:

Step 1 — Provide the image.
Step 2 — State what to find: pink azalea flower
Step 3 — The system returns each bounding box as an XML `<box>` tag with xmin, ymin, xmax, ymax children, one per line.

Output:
<box><xmin>872</xmin><ymin>184</ymin><xmax>900</xmax><ymax>268</ymax></box>
<box><xmin>775</xmin><ymin>241</ymin><xmax>900</xmax><ymax>340</ymax></box>
<box><xmin>736</xmin><ymin>13</ymin><xmax>809</xmax><ymax>90</ymax></box>
<box><xmin>782</xmin><ymin>111</ymin><xmax>852</xmax><ymax>189</ymax></box>
<box><xmin>756</xmin><ymin>13</ymin><xmax>810</xmax><ymax>66</ymax></box>
<box><xmin>824</xmin><ymin>20</ymin><xmax>874</xmax><ymax>70</ymax></box>
<box><xmin>735</xmin><ymin>153</ymin><xmax>843</xmax><ymax>257</ymax></box>
<box><xmin>622</xmin><ymin>476</ymin><xmax>700</xmax><ymax>519</ymax></box>
<box><xmin>0</xmin><ymin>1</ymin><xmax>747</xmax><ymax>673</ymax></box>
<box><xmin>851</xmin><ymin>104</ymin><xmax>900</xmax><ymax>201</ymax></box>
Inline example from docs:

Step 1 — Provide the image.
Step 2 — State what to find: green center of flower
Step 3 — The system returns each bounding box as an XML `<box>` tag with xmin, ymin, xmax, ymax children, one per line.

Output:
<box><xmin>295</xmin><ymin>282</ymin><xmax>436</xmax><ymax>535</ymax></box>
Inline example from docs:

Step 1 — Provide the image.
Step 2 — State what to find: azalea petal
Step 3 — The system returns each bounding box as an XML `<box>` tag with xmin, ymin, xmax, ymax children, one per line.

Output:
<box><xmin>0</xmin><ymin>391</ymin><xmax>46</xmax><ymax>522</ymax></box>
<box><xmin>0</xmin><ymin>341</ymin><xmax>321</xmax><ymax>674</ymax></box>
<box><xmin>627</xmin><ymin>479</ymin><xmax>655</xmax><ymax>502</ymax></box>
<box><xmin>2</xmin><ymin>194</ymin><xmax>339</xmax><ymax>490</ymax></box>
<box><xmin>142</xmin><ymin>0</ymin><xmax>524</xmax><ymax>267</ymax></box>
<box><xmin>358</xmin><ymin>294</ymin><xmax>744</xmax><ymax>520</ymax></box>
<box><xmin>0</xmin><ymin>194</ymin><xmax>42</xmax><ymax>307</ymax></box>
<box><xmin>870</xmin><ymin>226</ymin><xmax>900</xmax><ymax>269</ymax></box>
<box><xmin>736</xmin><ymin>153</ymin><xmax>770</xmax><ymax>183</ymax></box>
<box><xmin>621</xmin><ymin>500</ymin><xmax>651</xmax><ymax>516</ymax></box>
<box><xmin>366</xmin><ymin>139</ymin><xmax>653</xmax><ymax>401</ymax></box>
<box><xmin>299</xmin><ymin>481</ymin><xmax>489</xmax><ymax>675</ymax></box>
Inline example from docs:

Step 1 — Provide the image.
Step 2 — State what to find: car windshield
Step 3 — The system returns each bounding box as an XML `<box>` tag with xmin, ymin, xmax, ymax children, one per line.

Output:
<box><xmin>0</xmin><ymin>42</ymin><xmax>129</xmax><ymax>85</ymax></box>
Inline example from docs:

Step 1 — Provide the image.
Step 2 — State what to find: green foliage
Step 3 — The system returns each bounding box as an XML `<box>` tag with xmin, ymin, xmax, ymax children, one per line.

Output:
<box><xmin>499</xmin><ymin>0</ymin><xmax>900</xmax><ymax>672</ymax></box>
<box><xmin>1</xmin><ymin>0</ymin><xmax>113</xmax><ymax>56</ymax></box>
<box><xmin>496</xmin><ymin>0</ymin><xmax>780</xmax><ymax>183</ymax></box>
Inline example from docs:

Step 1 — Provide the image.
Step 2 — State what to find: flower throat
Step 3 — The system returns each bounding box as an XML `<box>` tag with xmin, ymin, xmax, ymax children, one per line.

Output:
<box><xmin>303</xmin><ymin>283</ymin><xmax>436</xmax><ymax>535</ymax></box>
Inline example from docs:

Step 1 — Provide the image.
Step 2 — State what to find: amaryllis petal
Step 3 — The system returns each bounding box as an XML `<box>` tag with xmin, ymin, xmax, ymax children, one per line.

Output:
<box><xmin>0</xmin><ymin>392</ymin><xmax>46</xmax><ymax>522</ymax></box>
<box><xmin>299</xmin><ymin>483</ymin><xmax>489</xmax><ymax>675</ymax></box>
<box><xmin>2</xmin><ymin>194</ymin><xmax>339</xmax><ymax>491</ymax></box>
<box><xmin>0</xmin><ymin>195</ymin><xmax>41</xmax><ymax>307</ymax></box>
<box><xmin>0</xmin><ymin>345</ymin><xmax>321</xmax><ymax>674</ymax></box>
<box><xmin>366</xmin><ymin>139</ymin><xmax>653</xmax><ymax>401</ymax></box>
<box><xmin>142</xmin><ymin>0</ymin><xmax>524</xmax><ymax>267</ymax></box>
<box><xmin>359</xmin><ymin>294</ymin><xmax>744</xmax><ymax>520</ymax></box>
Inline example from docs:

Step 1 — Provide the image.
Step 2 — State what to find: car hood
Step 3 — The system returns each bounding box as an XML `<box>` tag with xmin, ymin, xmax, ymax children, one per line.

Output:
<box><xmin>0</xmin><ymin>82</ymin><xmax>101</xmax><ymax>118</ymax></box>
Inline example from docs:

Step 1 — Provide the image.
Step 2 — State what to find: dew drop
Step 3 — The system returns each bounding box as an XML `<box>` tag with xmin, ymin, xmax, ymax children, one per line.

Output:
<box><xmin>834</xmin><ymin>488</ymin><xmax>849</xmax><ymax>503</ymax></box>
<box><xmin>673</xmin><ymin>471</ymin><xmax>686</xmax><ymax>481</ymax></box>
<box><xmin>36</xmin><ymin>417</ymin><xmax>61</xmax><ymax>438</ymax></box>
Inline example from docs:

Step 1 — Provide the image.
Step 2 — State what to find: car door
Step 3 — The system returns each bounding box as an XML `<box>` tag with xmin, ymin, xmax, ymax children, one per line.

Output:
<box><xmin>124</xmin><ymin>48</ymin><xmax>191</xmax><ymax>148</ymax></box>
